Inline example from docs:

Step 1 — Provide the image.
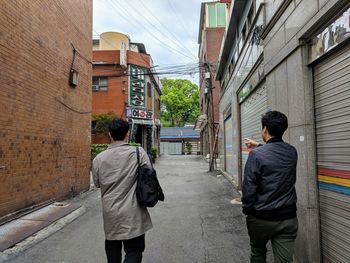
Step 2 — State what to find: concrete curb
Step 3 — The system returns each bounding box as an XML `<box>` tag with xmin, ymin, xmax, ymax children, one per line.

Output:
<box><xmin>219</xmin><ymin>169</ymin><xmax>241</xmax><ymax>194</ymax></box>
<box><xmin>0</xmin><ymin>206</ymin><xmax>87</xmax><ymax>262</ymax></box>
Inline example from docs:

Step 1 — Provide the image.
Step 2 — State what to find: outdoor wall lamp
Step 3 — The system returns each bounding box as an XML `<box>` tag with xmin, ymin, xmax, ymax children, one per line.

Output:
<box><xmin>69</xmin><ymin>69</ymin><xmax>79</xmax><ymax>87</ymax></box>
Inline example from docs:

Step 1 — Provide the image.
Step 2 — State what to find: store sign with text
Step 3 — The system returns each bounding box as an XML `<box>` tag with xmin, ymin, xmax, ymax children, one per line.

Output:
<box><xmin>129</xmin><ymin>65</ymin><xmax>146</xmax><ymax>107</ymax></box>
<box><xmin>126</xmin><ymin>107</ymin><xmax>153</xmax><ymax>119</ymax></box>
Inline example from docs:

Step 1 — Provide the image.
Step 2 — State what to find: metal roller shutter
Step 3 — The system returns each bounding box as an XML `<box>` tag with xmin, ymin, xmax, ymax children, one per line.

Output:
<box><xmin>314</xmin><ymin>43</ymin><xmax>350</xmax><ymax>262</ymax></box>
<box><xmin>240</xmin><ymin>84</ymin><xmax>267</xmax><ymax>178</ymax></box>
<box><xmin>224</xmin><ymin>115</ymin><xmax>234</xmax><ymax>176</ymax></box>
<box><xmin>160</xmin><ymin>142</ymin><xmax>182</xmax><ymax>155</ymax></box>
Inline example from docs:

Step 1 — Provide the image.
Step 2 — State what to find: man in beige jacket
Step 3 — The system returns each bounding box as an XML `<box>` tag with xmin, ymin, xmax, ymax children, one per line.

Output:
<box><xmin>92</xmin><ymin>118</ymin><xmax>153</xmax><ymax>263</ymax></box>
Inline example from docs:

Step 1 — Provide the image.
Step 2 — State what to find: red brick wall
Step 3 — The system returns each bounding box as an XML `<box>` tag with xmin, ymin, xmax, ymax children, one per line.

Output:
<box><xmin>206</xmin><ymin>28</ymin><xmax>225</xmax><ymax>123</ymax></box>
<box><xmin>127</xmin><ymin>51</ymin><xmax>150</xmax><ymax>68</ymax></box>
<box><xmin>92</xmin><ymin>65</ymin><xmax>129</xmax><ymax>117</ymax></box>
<box><xmin>92</xmin><ymin>50</ymin><xmax>152</xmax><ymax>116</ymax></box>
<box><xmin>0</xmin><ymin>0</ymin><xmax>92</xmax><ymax>217</ymax></box>
<box><xmin>93</xmin><ymin>50</ymin><xmax>120</xmax><ymax>64</ymax></box>
<box><xmin>91</xmin><ymin>134</ymin><xmax>111</xmax><ymax>144</ymax></box>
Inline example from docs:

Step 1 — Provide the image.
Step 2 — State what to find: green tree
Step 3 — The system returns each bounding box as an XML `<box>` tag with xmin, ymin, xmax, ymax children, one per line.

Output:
<box><xmin>160</xmin><ymin>79</ymin><xmax>200</xmax><ymax>126</ymax></box>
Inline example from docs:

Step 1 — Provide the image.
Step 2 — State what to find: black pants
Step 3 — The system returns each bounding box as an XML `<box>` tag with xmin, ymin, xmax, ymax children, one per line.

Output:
<box><xmin>105</xmin><ymin>234</ymin><xmax>145</xmax><ymax>263</ymax></box>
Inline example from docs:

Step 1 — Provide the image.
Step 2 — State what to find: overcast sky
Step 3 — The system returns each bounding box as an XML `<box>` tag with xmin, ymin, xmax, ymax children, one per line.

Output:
<box><xmin>93</xmin><ymin>0</ymin><xmax>207</xmax><ymax>83</ymax></box>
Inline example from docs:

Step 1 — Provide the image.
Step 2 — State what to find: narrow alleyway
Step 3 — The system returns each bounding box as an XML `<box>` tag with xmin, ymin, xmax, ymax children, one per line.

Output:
<box><xmin>5</xmin><ymin>156</ymin><xmax>250</xmax><ymax>263</ymax></box>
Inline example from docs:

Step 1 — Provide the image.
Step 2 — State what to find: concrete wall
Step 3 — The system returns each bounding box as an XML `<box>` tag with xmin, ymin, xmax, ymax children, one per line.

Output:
<box><xmin>265</xmin><ymin>47</ymin><xmax>320</xmax><ymax>263</ymax></box>
<box><xmin>218</xmin><ymin>0</ymin><xmax>350</xmax><ymax>261</ymax></box>
<box><xmin>219</xmin><ymin>78</ymin><xmax>236</xmax><ymax>182</ymax></box>
<box><xmin>263</xmin><ymin>0</ymin><xmax>350</xmax><ymax>261</ymax></box>
<box><xmin>0</xmin><ymin>0</ymin><xmax>92</xmax><ymax>217</ymax></box>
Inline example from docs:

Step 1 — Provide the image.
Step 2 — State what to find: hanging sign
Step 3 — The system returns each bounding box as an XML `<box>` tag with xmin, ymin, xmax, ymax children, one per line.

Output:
<box><xmin>126</xmin><ymin>107</ymin><xmax>153</xmax><ymax>119</ymax></box>
<box><xmin>129</xmin><ymin>65</ymin><xmax>146</xmax><ymax>107</ymax></box>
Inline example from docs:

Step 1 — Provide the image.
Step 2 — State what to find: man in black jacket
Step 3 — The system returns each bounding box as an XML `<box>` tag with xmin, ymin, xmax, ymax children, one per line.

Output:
<box><xmin>242</xmin><ymin>111</ymin><xmax>298</xmax><ymax>263</ymax></box>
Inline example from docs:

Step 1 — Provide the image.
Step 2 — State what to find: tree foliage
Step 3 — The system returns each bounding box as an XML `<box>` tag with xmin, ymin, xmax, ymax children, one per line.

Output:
<box><xmin>92</xmin><ymin>112</ymin><xmax>117</xmax><ymax>134</ymax></box>
<box><xmin>160</xmin><ymin>79</ymin><xmax>200</xmax><ymax>127</ymax></box>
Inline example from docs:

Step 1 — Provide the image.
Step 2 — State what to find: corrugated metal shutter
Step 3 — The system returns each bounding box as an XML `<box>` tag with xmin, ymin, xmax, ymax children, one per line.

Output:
<box><xmin>240</xmin><ymin>84</ymin><xmax>267</xmax><ymax>176</ymax></box>
<box><xmin>160</xmin><ymin>142</ymin><xmax>182</xmax><ymax>155</ymax></box>
<box><xmin>224</xmin><ymin>115</ymin><xmax>234</xmax><ymax>176</ymax></box>
<box><xmin>314</xmin><ymin>43</ymin><xmax>350</xmax><ymax>262</ymax></box>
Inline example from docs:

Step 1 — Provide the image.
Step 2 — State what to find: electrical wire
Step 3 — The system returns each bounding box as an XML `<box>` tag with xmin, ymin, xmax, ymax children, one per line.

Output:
<box><xmin>166</xmin><ymin>0</ymin><xmax>194</xmax><ymax>41</ymax></box>
<box><xmin>105</xmin><ymin>0</ymin><xmax>195</xmax><ymax>61</ymax></box>
<box><xmin>92</xmin><ymin>61</ymin><xmax>215</xmax><ymax>78</ymax></box>
<box><xmin>134</xmin><ymin>0</ymin><xmax>197</xmax><ymax>59</ymax></box>
<box><xmin>117</xmin><ymin>0</ymin><xmax>197</xmax><ymax>60</ymax></box>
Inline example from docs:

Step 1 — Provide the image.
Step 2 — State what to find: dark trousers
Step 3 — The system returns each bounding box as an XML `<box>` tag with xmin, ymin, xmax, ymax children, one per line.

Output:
<box><xmin>105</xmin><ymin>234</ymin><xmax>145</xmax><ymax>263</ymax></box>
<box><xmin>246</xmin><ymin>216</ymin><xmax>298</xmax><ymax>263</ymax></box>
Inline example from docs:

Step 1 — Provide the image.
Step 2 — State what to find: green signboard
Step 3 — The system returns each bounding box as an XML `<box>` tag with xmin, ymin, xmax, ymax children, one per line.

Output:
<box><xmin>129</xmin><ymin>65</ymin><xmax>146</xmax><ymax>108</ymax></box>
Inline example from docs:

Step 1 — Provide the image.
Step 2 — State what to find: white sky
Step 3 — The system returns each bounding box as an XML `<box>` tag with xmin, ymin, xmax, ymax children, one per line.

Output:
<box><xmin>93</xmin><ymin>0</ymin><xmax>207</xmax><ymax>83</ymax></box>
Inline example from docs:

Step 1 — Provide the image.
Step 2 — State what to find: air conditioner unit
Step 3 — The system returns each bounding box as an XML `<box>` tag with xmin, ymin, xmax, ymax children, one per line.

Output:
<box><xmin>92</xmin><ymin>85</ymin><xmax>99</xmax><ymax>91</ymax></box>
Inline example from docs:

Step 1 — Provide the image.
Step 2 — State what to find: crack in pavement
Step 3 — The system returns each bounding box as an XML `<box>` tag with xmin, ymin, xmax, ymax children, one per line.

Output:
<box><xmin>199</xmin><ymin>213</ymin><xmax>209</xmax><ymax>263</ymax></box>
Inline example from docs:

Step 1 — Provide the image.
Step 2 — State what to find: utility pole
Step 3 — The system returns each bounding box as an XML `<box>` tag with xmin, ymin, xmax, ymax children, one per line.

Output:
<box><xmin>204</xmin><ymin>62</ymin><xmax>214</xmax><ymax>171</ymax></box>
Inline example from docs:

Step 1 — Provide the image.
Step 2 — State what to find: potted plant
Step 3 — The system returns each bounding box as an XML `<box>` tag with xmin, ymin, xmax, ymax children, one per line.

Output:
<box><xmin>185</xmin><ymin>142</ymin><xmax>192</xmax><ymax>155</ymax></box>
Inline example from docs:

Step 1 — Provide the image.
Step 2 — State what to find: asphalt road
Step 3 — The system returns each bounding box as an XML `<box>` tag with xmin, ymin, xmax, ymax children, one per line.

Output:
<box><xmin>5</xmin><ymin>155</ymin><xmax>251</xmax><ymax>263</ymax></box>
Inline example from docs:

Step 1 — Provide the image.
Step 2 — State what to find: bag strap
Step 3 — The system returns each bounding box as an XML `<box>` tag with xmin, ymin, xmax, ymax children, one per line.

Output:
<box><xmin>147</xmin><ymin>153</ymin><xmax>154</xmax><ymax>170</ymax></box>
<box><xmin>137</xmin><ymin>147</ymin><xmax>155</xmax><ymax>170</ymax></box>
<box><xmin>136</xmin><ymin>147</ymin><xmax>140</xmax><ymax>165</ymax></box>
<box><xmin>136</xmin><ymin>147</ymin><xmax>141</xmax><ymax>177</ymax></box>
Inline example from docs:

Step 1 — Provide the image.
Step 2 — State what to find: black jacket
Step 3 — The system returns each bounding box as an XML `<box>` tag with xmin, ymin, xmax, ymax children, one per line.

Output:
<box><xmin>242</xmin><ymin>138</ymin><xmax>298</xmax><ymax>221</ymax></box>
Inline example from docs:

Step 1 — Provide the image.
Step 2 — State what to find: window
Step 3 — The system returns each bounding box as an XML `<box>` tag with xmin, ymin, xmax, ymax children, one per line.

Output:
<box><xmin>147</xmin><ymin>82</ymin><xmax>152</xmax><ymax>97</ymax></box>
<box><xmin>247</xmin><ymin>4</ymin><xmax>254</xmax><ymax>28</ymax></box>
<box><xmin>92</xmin><ymin>77</ymin><xmax>108</xmax><ymax>91</ymax></box>
<box><xmin>91</xmin><ymin>121</ymin><xmax>97</xmax><ymax>134</ymax></box>
<box><xmin>217</xmin><ymin>4</ymin><xmax>226</xmax><ymax>26</ymax></box>
<box><xmin>207</xmin><ymin>3</ymin><xmax>227</xmax><ymax>28</ymax></box>
<box><xmin>242</xmin><ymin>25</ymin><xmax>247</xmax><ymax>41</ymax></box>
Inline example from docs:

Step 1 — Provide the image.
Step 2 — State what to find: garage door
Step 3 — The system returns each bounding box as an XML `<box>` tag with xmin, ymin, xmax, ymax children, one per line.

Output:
<box><xmin>240</xmin><ymin>84</ymin><xmax>267</xmax><ymax>180</ymax></box>
<box><xmin>224</xmin><ymin>114</ymin><xmax>234</xmax><ymax>177</ymax></box>
<box><xmin>160</xmin><ymin>142</ymin><xmax>182</xmax><ymax>155</ymax></box>
<box><xmin>314</xmin><ymin>43</ymin><xmax>350</xmax><ymax>262</ymax></box>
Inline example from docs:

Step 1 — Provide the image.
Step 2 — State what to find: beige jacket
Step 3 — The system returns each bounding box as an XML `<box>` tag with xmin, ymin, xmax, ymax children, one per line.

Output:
<box><xmin>92</xmin><ymin>141</ymin><xmax>153</xmax><ymax>240</ymax></box>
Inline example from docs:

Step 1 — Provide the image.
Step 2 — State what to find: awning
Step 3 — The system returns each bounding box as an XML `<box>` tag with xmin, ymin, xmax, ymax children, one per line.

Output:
<box><xmin>194</xmin><ymin>114</ymin><xmax>207</xmax><ymax>131</ymax></box>
<box><xmin>129</xmin><ymin>118</ymin><xmax>153</xmax><ymax>126</ymax></box>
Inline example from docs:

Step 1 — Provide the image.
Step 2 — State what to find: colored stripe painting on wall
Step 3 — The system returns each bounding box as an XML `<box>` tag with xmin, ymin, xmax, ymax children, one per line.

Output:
<box><xmin>318</xmin><ymin>168</ymin><xmax>350</xmax><ymax>196</ymax></box>
<box><xmin>241</xmin><ymin>147</ymin><xmax>251</xmax><ymax>160</ymax></box>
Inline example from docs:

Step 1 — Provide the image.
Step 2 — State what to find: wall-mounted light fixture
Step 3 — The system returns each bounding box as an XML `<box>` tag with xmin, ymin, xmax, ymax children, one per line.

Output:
<box><xmin>122</xmin><ymin>80</ymin><xmax>126</xmax><ymax>93</ymax></box>
<box><xmin>69</xmin><ymin>69</ymin><xmax>78</xmax><ymax>87</ymax></box>
<box><xmin>69</xmin><ymin>43</ymin><xmax>79</xmax><ymax>88</ymax></box>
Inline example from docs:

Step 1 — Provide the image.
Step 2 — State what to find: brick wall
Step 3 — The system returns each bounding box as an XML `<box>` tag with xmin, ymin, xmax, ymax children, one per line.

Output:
<box><xmin>92</xmin><ymin>50</ymin><xmax>152</xmax><ymax>116</ymax></box>
<box><xmin>206</xmin><ymin>28</ymin><xmax>225</xmax><ymax>123</ymax></box>
<box><xmin>0</xmin><ymin>0</ymin><xmax>92</xmax><ymax>217</ymax></box>
<box><xmin>92</xmin><ymin>69</ymin><xmax>128</xmax><ymax>117</ymax></box>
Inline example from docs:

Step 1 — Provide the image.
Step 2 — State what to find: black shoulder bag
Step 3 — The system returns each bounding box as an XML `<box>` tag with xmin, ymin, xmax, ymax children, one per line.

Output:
<box><xmin>136</xmin><ymin>147</ymin><xmax>164</xmax><ymax>207</ymax></box>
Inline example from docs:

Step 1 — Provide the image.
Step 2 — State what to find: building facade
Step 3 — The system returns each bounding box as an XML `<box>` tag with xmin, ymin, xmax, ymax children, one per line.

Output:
<box><xmin>217</xmin><ymin>0</ymin><xmax>350</xmax><ymax>261</ymax></box>
<box><xmin>196</xmin><ymin>1</ymin><xmax>230</xmax><ymax>159</ymax></box>
<box><xmin>160</xmin><ymin>127</ymin><xmax>200</xmax><ymax>155</ymax></box>
<box><xmin>92</xmin><ymin>32</ymin><xmax>162</xmax><ymax>152</ymax></box>
<box><xmin>0</xmin><ymin>1</ymin><xmax>92</xmax><ymax>218</ymax></box>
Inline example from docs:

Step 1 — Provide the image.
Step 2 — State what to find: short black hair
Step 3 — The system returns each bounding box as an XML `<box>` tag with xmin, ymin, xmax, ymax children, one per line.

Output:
<box><xmin>108</xmin><ymin>118</ymin><xmax>129</xmax><ymax>141</ymax></box>
<box><xmin>261</xmin><ymin>111</ymin><xmax>288</xmax><ymax>138</ymax></box>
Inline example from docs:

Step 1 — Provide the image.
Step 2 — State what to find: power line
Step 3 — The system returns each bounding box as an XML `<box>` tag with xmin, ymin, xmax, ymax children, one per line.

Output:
<box><xmin>166</xmin><ymin>0</ymin><xmax>194</xmax><ymax>41</ymax></box>
<box><xmin>135</xmin><ymin>0</ymin><xmax>197</xmax><ymax>59</ymax></box>
<box><xmin>105</xmin><ymin>0</ymin><xmax>195</xmax><ymax>61</ymax></box>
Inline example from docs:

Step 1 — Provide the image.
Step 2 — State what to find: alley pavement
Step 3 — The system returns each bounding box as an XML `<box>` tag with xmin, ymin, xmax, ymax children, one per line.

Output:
<box><xmin>4</xmin><ymin>155</ymin><xmax>250</xmax><ymax>263</ymax></box>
